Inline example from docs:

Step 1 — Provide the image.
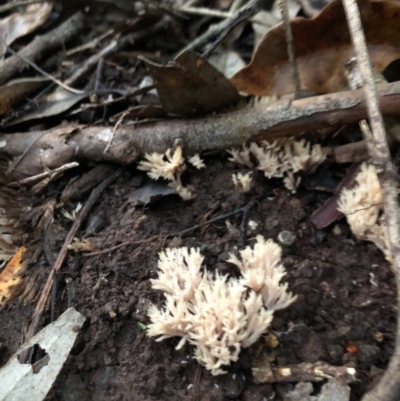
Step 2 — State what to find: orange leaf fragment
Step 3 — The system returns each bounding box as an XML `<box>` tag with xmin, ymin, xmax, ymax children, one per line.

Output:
<box><xmin>0</xmin><ymin>246</ymin><xmax>26</xmax><ymax>306</ymax></box>
<box><xmin>231</xmin><ymin>0</ymin><xmax>400</xmax><ymax>96</ymax></box>
<box><xmin>345</xmin><ymin>344</ymin><xmax>359</xmax><ymax>354</ymax></box>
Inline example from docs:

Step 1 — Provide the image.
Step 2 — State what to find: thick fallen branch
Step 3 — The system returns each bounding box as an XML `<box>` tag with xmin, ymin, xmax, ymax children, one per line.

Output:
<box><xmin>1</xmin><ymin>80</ymin><xmax>400</xmax><ymax>178</ymax></box>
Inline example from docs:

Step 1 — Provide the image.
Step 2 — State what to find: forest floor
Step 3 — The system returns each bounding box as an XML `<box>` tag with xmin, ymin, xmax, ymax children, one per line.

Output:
<box><xmin>1</xmin><ymin>156</ymin><xmax>395</xmax><ymax>401</ymax></box>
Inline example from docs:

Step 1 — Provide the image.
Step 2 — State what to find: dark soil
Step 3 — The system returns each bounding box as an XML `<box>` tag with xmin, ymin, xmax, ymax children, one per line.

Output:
<box><xmin>0</xmin><ymin>157</ymin><xmax>396</xmax><ymax>401</ymax></box>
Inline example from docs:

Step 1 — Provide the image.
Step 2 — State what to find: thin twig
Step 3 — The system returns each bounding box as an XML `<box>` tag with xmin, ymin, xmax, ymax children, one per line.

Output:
<box><xmin>64</xmin><ymin>40</ymin><xmax>118</xmax><ymax>87</ymax></box>
<box><xmin>254</xmin><ymin>361</ymin><xmax>356</xmax><ymax>383</ymax></box>
<box><xmin>278</xmin><ymin>0</ymin><xmax>301</xmax><ymax>93</ymax></box>
<box><xmin>94</xmin><ymin>58</ymin><xmax>104</xmax><ymax>92</ymax></box>
<box><xmin>183</xmin><ymin>0</ymin><xmax>201</xmax><ymax>6</ymax></box>
<box><xmin>65</xmin><ymin>277</ymin><xmax>75</xmax><ymax>308</ymax></box>
<box><xmin>230</xmin><ymin>0</ymin><xmax>245</xmax><ymax>12</ymax></box>
<box><xmin>5</xmin><ymin>46</ymin><xmax>85</xmax><ymax>94</ymax></box>
<box><xmin>345</xmin><ymin>58</ymin><xmax>376</xmax><ymax>156</ymax></box>
<box><xmin>359</xmin><ymin>120</ymin><xmax>376</xmax><ymax>157</ymax></box>
<box><xmin>178</xmin><ymin>199</ymin><xmax>257</xmax><ymax>236</ymax></box>
<box><xmin>64</xmin><ymin>16</ymin><xmax>169</xmax><ymax>88</ymax></box>
<box><xmin>179</xmin><ymin>3</ymin><xmax>261</xmax><ymax>23</ymax></box>
<box><xmin>341</xmin><ymin>0</ymin><xmax>400</xmax><ymax>400</ymax></box>
<box><xmin>201</xmin><ymin>0</ymin><xmax>261</xmax><ymax>58</ymax></box>
<box><xmin>66</xmin><ymin>29</ymin><xmax>115</xmax><ymax>56</ymax></box>
<box><xmin>181</xmin><ymin>0</ymin><xmax>261</xmax><ymax>54</ymax></box>
<box><xmin>238</xmin><ymin>198</ymin><xmax>256</xmax><ymax>248</ymax></box>
<box><xmin>84</xmin><ymin>199</ymin><xmax>257</xmax><ymax>257</ymax></box>
<box><xmin>7</xmin><ymin>162</ymin><xmax>79</xmax><ymax>187</ymax></box>
<box><xmin>22</xmin><ymin>168</ymin><xmax>122</xmax><ymax>350</ymax></box>
<box><xmin>104</xmin><ymin>111</ymin><xmax>127</xmax><ymax>153</ymax></box>
<box><xmin>50</xmin><ymin>278</ymin><xmax>57</xmax><ymax>322</ymax></box>
<box><xmin>179</xmin><ymin>7</ymin><xmax>233</xmax><ymax>18</ymax></box>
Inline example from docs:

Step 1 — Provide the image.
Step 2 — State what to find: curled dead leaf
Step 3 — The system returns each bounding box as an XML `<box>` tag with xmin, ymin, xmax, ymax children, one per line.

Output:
<box><xmin>140</xmin><ymin>50</ymin><xmax>240</xmax><ymax>116</ymax></box>
<box><xmin>7</xmin><ymin>87</ymin><xmax>87</xmax><ymax>126</ymax></box>
<box><xmin>231</xmin><ymin>0</ymin><xmax>400</xmax><ymax>95</ymax></box>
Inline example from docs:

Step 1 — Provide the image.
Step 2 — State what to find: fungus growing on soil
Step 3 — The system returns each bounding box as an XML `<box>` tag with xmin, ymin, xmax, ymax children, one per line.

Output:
<box><xmin>188</xmin><ymin>154</ymin><xmax>206</xmax><ymax>170</ymax></box>
<box><xmin>147</xmin><ymin>235</ymin><xmax>296</xmax><ymax>375</ymax></box>
<box><xmin>232</xmin><ymin>172</ymin><xmax>253</xmax><ymax>193</ymax></box>
<box><xmin>138</xmin><ymin>146</ymin><xmax>197</xmax><ymax>200</ymax></box>
<box><xmin>228</xmin><ymin>139</ymin><xmax>326</xmax><ymax>193</ymax></box>
<box><xmin>338</xmin><ymin>163</ymin><xmax>390</xmax><ymax>260</ymax></box>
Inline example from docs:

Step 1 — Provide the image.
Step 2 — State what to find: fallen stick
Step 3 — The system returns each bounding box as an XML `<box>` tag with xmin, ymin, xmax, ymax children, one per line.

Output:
<box><xmin>0</xmin><ymin>12</ymin><xmax>84</xmax><ymax>86</ymax></box>
<box><xmin>1</xmin><ymin>80</ymin><xmax>400</xmax><ymax>176</ymax></box>
<box><xmin>252</xmin><ymin>362</ymin><xmax>356</xmax><ymax>384</ymax></box>
<box><xmin>21</xmin><ymin>167</ymin><xmax>121</xmax><ymax>352</ymax></box>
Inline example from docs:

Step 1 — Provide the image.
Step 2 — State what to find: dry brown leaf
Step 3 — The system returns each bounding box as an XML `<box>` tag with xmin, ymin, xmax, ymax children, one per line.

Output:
<box><xmin>0</xmin><ymin>3</ymin><xmax>52</xmax><ymax>56</ymax></box>
<box><xmin>7</xmin><ymin>87</ymin><xmax>87</xmax><ymax>126</ymax></box>
<box><xmin>140</xmin><ymin>51</ymin><xmax>240</xmax><ymax>116</ymax></box>
<box><xmin>0</xmin><ymin>77</ymin><xmax>49</xmax><ymax>116</ymax></box>
<box><xmin>0</xmin><ymin>247</ymin><xmax>26</xmax><ymax>306</ymax></box>
<box><xmin>231</xmin><ymin>0</ymin><xmax>400</xmax><ymax>96</ymax></box>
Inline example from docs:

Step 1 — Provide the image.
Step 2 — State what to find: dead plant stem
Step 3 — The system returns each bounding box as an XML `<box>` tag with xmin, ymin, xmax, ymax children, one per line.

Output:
<box><xmin>342</xmin><ymin>0</ymin><xmax>400</xmax><ymax>400</ymax></box>
<box><xmin>278</xmin><ymin>0</ymin><xmax>301</xmax><ymax>93</ymax></box>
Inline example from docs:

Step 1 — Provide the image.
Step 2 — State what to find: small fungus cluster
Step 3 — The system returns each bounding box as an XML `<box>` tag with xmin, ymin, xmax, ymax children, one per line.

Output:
<box><xmin>138</xmin><ymin>146</ymin><xmax>205</xmax><ymax>200</ymax></box>
<box><xmin>228</xmin><ymin>139</ymin><xmax>326</xmax><ymax>193</ymax></box>
<box><xmin>338</xmin><ymin>163</ymin><xmax>390</xmax><ymax>260</ymax></box>
<box><xmin>147</xmin><ymin>235</ymin><xmax>296</xmax><ymax>375</ymax></box>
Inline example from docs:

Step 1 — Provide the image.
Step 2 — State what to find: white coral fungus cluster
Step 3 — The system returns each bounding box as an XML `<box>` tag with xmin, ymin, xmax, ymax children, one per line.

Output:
<box><xmin>232</xmin><ymin>172</ymin><xmax>252</xmax><ymax>193</ymax></box>
<box><xmin>228</xmin><ymin>139</ymin><xmax>326</xmax><ymax>193</ymax></box>
<box><xmin>138</xmin><ymin>146</ymin><xmax>205</xmax><ymax>200</ymax></box>
<box><xmin>147</xmin><ymin>235</ymin><xmax>297</xmax><ymax>375</ymax></box>
<box><xmin>337</xmin><ymin>163</ymin><xmax>390</xmax><ymax>260</ymax></box>
<box><xmin>188</xmin><ymin>154</ymin><xmax>206</xmax><ymax>169</ymax></box>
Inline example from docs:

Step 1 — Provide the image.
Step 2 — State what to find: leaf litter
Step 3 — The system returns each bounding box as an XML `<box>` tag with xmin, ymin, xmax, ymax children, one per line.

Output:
<box><xmin>231</xmin><ymin>0</ymin><xmax>400</xmax><ymax>95</ymax></box>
